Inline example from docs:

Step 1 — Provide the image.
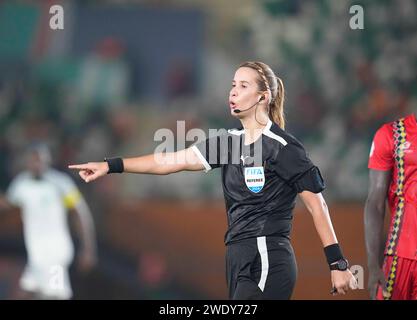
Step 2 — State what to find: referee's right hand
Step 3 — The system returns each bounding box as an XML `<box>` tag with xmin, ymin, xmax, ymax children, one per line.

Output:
<box><xmin>68</xmin><ymin>162</ymin><xmax>109</xmax><ymax>183</ymax></box>
<box><xmin>331</xmin><ymin>268</ymin><xmax>358</xmax><ymax>295</ymax></box>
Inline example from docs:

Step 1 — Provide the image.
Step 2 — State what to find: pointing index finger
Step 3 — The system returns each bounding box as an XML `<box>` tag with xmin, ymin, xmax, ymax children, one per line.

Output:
<box><xmin>68</xmin><ymin>164</ymin><xmax>87</xmax><ymax>169</ymax></box>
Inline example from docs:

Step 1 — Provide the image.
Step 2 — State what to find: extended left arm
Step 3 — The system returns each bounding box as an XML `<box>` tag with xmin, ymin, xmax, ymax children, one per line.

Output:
<box><xmin>299</xmin><ymin>191</ymin><xmax>357</xmax><ymax>295</ymax></box>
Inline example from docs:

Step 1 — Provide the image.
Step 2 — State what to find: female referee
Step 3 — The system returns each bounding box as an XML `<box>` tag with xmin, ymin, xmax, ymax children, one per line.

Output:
<box><xmin>69</xmin><ymin>61</ymin><xmax>357</xmax><ymax>299</ymax></box>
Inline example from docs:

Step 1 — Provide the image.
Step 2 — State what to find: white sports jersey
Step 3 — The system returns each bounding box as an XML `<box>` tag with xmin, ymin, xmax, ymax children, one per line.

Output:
<box><xmin>6</xmin><ymin>169</ymin><xmax>81</xmax><ymax>267</ymax></box>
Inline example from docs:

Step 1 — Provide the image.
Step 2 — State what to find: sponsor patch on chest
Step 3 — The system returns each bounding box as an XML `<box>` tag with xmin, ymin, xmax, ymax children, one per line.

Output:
<box><xmin>244</xmin><ymin>166</ymin><xmax>265</xmax><ymax>193</ymax></box>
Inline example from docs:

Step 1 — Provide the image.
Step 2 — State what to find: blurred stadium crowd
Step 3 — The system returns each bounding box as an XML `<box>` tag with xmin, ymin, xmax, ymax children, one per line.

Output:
<box><xmin>0</xmin><ymin>0</ymin><xmax>416</xmax><ymax>299</ymax></box>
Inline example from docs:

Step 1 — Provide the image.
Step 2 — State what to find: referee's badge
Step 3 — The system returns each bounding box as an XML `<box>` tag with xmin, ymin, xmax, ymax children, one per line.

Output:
<box><xmin>244</xmin><ymin>166</ymin><xmax>265</xmax><ymax>193</ymax></box>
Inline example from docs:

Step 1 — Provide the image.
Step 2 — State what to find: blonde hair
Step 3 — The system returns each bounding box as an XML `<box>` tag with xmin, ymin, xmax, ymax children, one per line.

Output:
<box><xmin>239</xmin><ymin>61</ymin><xmax>285</xmax><ymax>129</ymax></box>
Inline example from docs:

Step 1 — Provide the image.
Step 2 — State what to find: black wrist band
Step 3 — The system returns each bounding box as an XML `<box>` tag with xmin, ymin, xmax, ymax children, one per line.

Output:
<box><xmin>104</xmin><ymin>157</ymin><xmax>124</xmax><ymax>174</ymax></box>
<box><xmin>324</xmin><ymin>243</ymin><xmax>344</xmax><ymax>265</ymax></box>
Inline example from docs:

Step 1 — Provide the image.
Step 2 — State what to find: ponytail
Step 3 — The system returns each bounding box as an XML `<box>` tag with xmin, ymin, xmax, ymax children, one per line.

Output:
<box><xmin>269</xmin><ymin>76</ymin><xmax>285</xmax><ymax>129</ymax></box>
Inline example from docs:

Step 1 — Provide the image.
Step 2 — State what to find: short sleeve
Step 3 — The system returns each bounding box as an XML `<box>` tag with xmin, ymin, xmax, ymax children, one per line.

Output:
<box><xmin>272</xmin><ymin>142</ymin><xmax>325</xmax><ymax>193</ymax></box>
<box><xmin>50</xmin><ymin>172</ymin><xmax>83</xmax><ymax>209</ymax></box>
<box><xmin>368</xmin><ymin>125</ymin><xmax>394</xmax><ymax>171</ymax></box>
<box><xmin>191</xmin><ymin>134</ymin><xmax>229</xmax><ymax>173</ymax></box>
<box><xmin>6</xmin><ymin>178</ymin><xmax>22</xmax><ymax>206</ymax></box>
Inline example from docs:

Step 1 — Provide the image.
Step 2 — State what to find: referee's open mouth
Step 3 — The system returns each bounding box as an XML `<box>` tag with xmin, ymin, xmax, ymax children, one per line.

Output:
<box><xmin>229</xmin><ymin>100</ymin><xmax>237</xmax><ymax>110</ymax></box>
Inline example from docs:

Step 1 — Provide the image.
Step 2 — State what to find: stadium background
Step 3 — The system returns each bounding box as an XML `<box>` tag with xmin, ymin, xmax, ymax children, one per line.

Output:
<box><xmin>0</xmin><ymin>0</ymin><xmax>415</xmax><ymax>299</ymax></box>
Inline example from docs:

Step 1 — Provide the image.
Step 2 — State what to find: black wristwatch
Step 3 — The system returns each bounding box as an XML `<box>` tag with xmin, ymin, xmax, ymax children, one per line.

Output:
<box><xmin>329</xmin><ymin>258</ymin><xmax>349</xmax><ymax>271</ymax></box>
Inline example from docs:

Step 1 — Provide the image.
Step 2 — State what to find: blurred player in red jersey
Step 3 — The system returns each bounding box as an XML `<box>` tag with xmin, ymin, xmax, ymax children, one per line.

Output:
<box><xmin>365</xmin><ymin>113</ymin><xmax>417</xmax><ymax>300</ymax></box>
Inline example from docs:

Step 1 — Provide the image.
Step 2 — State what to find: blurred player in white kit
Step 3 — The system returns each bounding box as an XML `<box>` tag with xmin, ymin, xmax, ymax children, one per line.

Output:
<box><xmin>0</xmin><ymin>143</ymin><xmax>97</xmax><ymax>299</ymax></box>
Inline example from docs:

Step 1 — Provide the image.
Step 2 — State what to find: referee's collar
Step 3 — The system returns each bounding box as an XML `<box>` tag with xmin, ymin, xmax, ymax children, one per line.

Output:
<box><xmin>227</xmin><ymin>119</ymin><xmax>273</xmax><ymax>136</ymax></box>
<box><xmin>264</xmin><ymin>119</ymin><xmax>273</xmax><ymax>133</ymax></box>
<box><xmin>235</xmin><ymin>119</ymin><xmax>273</xmax><ymax>133</ymax></box>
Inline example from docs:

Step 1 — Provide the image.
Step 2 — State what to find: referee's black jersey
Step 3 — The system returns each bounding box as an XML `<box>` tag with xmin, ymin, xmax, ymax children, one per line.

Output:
<box><xmin>191</xmin><ymin>119</ymin><xmax>325</xmax><ymax>245</ymax></box>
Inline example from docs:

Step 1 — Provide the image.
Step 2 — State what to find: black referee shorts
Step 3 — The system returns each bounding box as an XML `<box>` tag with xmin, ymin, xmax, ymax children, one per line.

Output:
<box><xmin>226</xmin><ymin>235</ymin><xmax>297</xmax><ymax>300</ymax></box>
